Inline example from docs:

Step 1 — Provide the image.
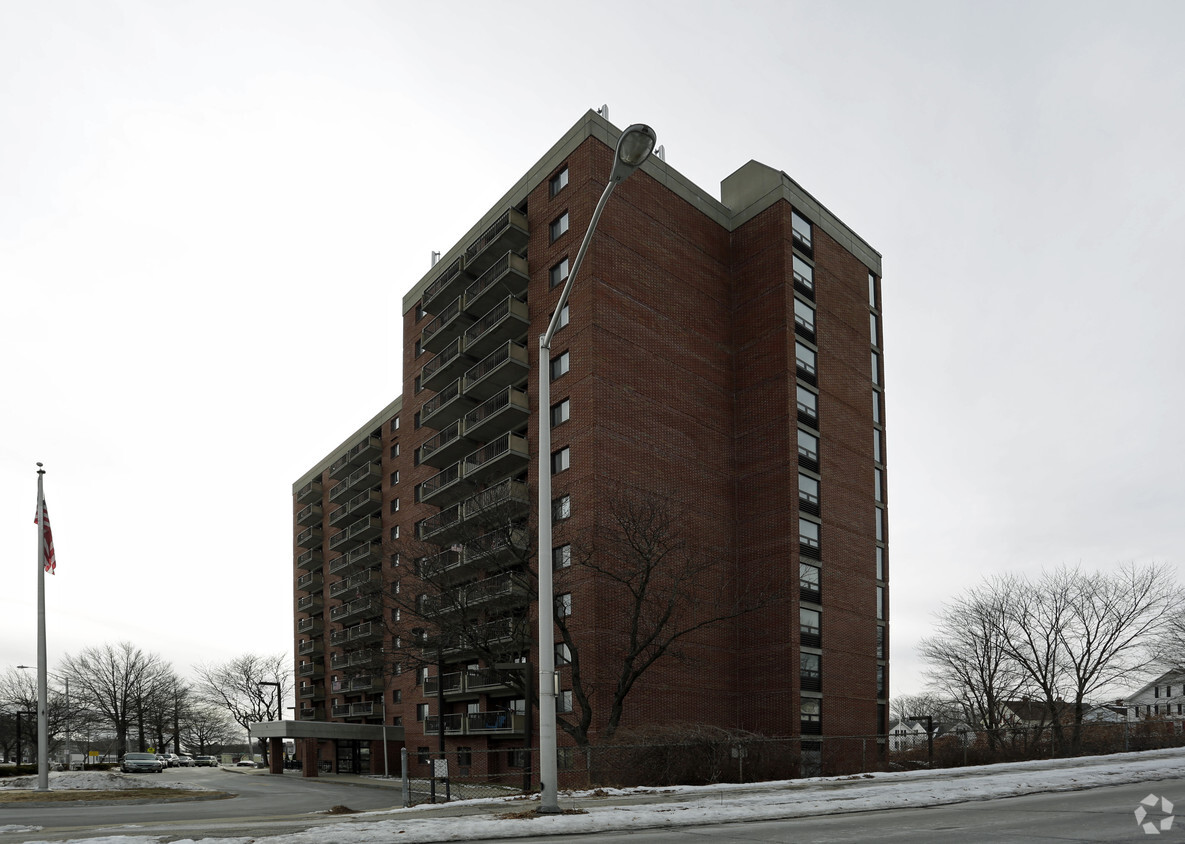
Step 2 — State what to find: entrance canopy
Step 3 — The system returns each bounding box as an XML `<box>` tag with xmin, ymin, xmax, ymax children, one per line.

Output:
<box><xmin>250</xmin><ymin>719</ymin><xmax>403</xmax><ymax>742</ymax></box>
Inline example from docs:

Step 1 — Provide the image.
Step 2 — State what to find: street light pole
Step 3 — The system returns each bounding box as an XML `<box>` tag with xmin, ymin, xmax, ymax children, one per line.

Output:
<box><xmin>535</xmin><ymin>123</ymin><xmax>655</xmax><ymax>814</ymax></box>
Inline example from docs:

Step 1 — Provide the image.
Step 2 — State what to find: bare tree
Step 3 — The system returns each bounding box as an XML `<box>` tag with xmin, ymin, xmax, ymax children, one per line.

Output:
<box><xmin>555</xmin><ymin>490</ymin><xmax>768</xmax><ymax>747</ymax></box>
<box><xmin>193</xmin><ymin>654</ymin><xmax>292</xmax><ymax>762</ymax></box>
<box><xmin>60</xmin><ymin>642</ymin><xmax>172</xmax><ymax>756</ymax></box>
<box><xmin>179</xmin><ymin>702</ymin><xmax>238</xmax><ymax>756</ymax></box>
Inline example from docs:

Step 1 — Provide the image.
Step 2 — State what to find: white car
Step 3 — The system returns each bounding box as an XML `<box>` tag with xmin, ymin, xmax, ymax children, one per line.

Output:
<box><xmin>236</xmin><ymin>757</ymin><xmax>258</xmax><ymax>767</ymax></box>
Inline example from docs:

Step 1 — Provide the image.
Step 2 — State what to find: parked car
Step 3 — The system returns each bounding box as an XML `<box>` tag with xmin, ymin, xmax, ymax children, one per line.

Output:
<box><xmin>121</xmin><ymin>752</ymin><xmax>164</xmax><ymax>774</ymax></box>
<box><xmin>235</xmin><ymin>757</ymin><xmax>259</xmax><ymax>767</ymax></box>
<box><xmin>155</xmin><ymin>754</ymin><xmax>171</xmax><ymax>769</ymax></box>
<box><xmin>175</xmin><ymin>755</ymin><xmax>195</xmax><ymax>767</ymax></box>
<box><xmin>194</xmin><ymin>755</ymin><xmax>218</xmax><ymax>767</ymax></box>
<box><xmin>159</xmin><ymin>753</ymin><xmax>181</xmax><ymax>767</ymax></box>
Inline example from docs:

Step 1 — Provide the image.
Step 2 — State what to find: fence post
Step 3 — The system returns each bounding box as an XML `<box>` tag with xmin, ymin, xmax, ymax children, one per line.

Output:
<box><xmin>401</xmin><ymin>747</ymin><xmax>410</xmax><ymax>807</ymax></box>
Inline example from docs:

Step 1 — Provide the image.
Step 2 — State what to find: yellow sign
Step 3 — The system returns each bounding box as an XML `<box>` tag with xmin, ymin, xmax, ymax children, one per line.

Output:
<box><xmin>88</xmin><ymin>751</ymin><xmax>99</xmax><ymax>757</ymax></box>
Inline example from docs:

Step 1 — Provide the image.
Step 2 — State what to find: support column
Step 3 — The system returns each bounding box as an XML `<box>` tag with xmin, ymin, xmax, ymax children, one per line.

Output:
<box><xmin>268</xmin><ymin>737</ymin><xmax>283</xmax><ymax>774</ymax></box>
<box><xmin>301</xmin><ymin>738</ymin><xmax>318</xmax><ymax>777</ymax></box>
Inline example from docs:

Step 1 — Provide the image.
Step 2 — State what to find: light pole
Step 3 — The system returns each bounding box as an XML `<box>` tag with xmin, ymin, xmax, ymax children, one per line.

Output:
<box><xmin>535</xmin><ymin>122</ymin><xmax>656</xmax><ymax>814</ymax></box>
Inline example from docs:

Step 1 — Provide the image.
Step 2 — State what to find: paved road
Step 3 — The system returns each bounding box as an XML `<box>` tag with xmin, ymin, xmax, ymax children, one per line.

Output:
<box><xmin>0</xmin><ymin>767</ymin><xmax>404</xmax><ymax>842</ymax></box>
<box><xmin>454</xmin><ymin>778</ymin><xmax>1185</xmax><ymax>843</ymax></box>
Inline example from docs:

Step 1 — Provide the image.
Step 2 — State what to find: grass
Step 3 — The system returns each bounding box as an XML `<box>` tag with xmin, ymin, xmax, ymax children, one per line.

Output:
<box><xmin>0</xmin><ymin>787</ymin><xmax>232</xmax><ymax>804</ymax></box>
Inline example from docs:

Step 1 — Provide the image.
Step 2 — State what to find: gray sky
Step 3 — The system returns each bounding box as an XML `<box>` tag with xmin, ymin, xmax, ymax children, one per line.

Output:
<box><xmin>2</xmin><ymin>0</ymin><xmax>1183</xmax><ymax>701</ymax></box>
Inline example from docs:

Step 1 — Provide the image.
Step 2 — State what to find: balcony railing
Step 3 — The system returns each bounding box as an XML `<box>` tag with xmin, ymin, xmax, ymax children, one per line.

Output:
<box><xmin>424</xmin><ymin>713</ymin><xmax>466</xmax><ymax>735</ymax></box>
<box><xmin>463</xmin><ymin>251</ymin><xmax>529</xmax><ymax>316</ymax></box>
<box><xmin>296</xmin><ymin>571</ymin><xmax>323</xmax><ymax>593</ymax></box>
<box><xmin>463</xmin><ymin>208</ymin><xmax>529</xmax><ymax>276</ymax></box>
<box><xmin>329</xmin><ymin>597</ymin><xmax>373</xmax><ymax>623</ymax></box>
<box><xmin>329</xmin><ymin>489</ymin><xmax>383</xmax><ymax>527</ymax></box>
<box><xmin>329</xmin><ymin>435</ymin><xmax>382</xmax><ymax>480</ymax></box>
<box><xmin>296</xmin><ymin>594</ymin><xmax>323</xmax><ymax>614</ymax></box>
<box><xmin>297</xmin><ymin>639</ymin><xmax>322</xmax><ymax>656</ymax></box>
<box><xmin>467</xmin><ymin>711</ymin><xmax>525</xmax><ymax>735</ymax></box>
<box><xmin>462</xmin><ymin>296</ymin><xmax>529</xmax><ymax>359</ymax></box>
<box><xmin>328</xmin><ymin>515</ymin><xmax>382</xmax><ymax>553</ymax></box>
<box><xmin>419</xmin><ymin>379</ymin><xmax>476</xmax><ymax>430</ymax></box>
<box><xmin>329</xmin><ymin>463</ymin><xmax>382</xmax><ymax>503</ymax></box>
<box><xmin>330</xmin><ymin>569</ymin><xmax>372</xmax><ymax>598</ymax></box>
<box><xmin>417</xmin><ymin>462</ymin><xmax>469</xmax><ymax>507</ymax></box>
<box><xmin>296</xmin><ymin>479</ymin><xmax>322</xmax><ymax>505</ymax></box>
<box><xmin>463</xmin><ymin>432</ymin><xmax>529</xmax><ymax>484</ymax></box>
<box><xmin>296</xmin><ymin>503</ymin><xmax>323</xmax><ymax>526</ymax></box>
<box><xmin>421</xmin><ymin>255</ymin><xmax>469</xmax><ymax>312</ymax></box>
<box><xmin>416</xmin><ymin>421</ymin><xmax>474</xmax><ymax>470</ymax></box>
<box><xmin>462</xmin><ymin>341</ymin><xmax>530</xmax><ymax>401</ymax></box>
<box><xmin>295</xmin><ymin>548</ymin><xmax>323</xmax><ymax>572</ymax></box>
<box><xmin>296</xmin><ymin>616</ymin><xmax>322</xmax><ymax>635</ymax></box>
<box><xmin>423</xmin><ymin>671</ymin><xmax>465</xmax><ymax>697</ymax></box>
<box><xmin>328</xmin><ymin>542</ymin><xmax>381</xmax><ymax>576</ymax></box>
<box><xmin>295</xmin><ymin>527</ymin><xmax>323</xmax><ymax>549</ymax></box>
<box><xmin>420</xmin><ymin>296</ymin><xmax>473</xmax><ymax>354</ymax></box>
<box><xmin>463</xmin><ymin>387</ymin><xmax>529</xmax><ymax>441</ymax></box>
<box><xmin>421</xmin><ymin>338</ymin><xmax>472</xmax><ymax>393</ymax></box>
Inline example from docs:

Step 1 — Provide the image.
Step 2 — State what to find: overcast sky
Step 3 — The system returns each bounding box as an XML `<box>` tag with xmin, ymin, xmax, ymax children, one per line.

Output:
<box><xmin>2</xmin><ymin>0</ymin><xmax>1183</xmax><ymax>704</ymax></box>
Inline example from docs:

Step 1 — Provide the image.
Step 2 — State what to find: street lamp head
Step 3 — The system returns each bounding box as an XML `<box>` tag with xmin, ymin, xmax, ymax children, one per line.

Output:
<box><xmin>609</xmin><ymin>124</ymin><xmax>657</xmax><ymax>184</ymax></box>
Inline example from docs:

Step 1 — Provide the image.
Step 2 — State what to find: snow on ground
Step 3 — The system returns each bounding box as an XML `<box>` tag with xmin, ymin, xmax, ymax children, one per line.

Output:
<box><xmin>0</xmin><ymin>770</ymin><xmax>214</xmax><ymax>791</ymax></box>
<box><xmin>8</xmin><ymin>748</ymin><xmax>1185</xmax><ymax>843</ymax></box>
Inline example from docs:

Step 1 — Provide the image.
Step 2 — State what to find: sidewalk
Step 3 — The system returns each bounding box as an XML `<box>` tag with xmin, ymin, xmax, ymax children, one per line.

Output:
<box><xmin>209</xmin><ymin>747</ymin><xmax>1185</xmax><ymax>842</ymax></box>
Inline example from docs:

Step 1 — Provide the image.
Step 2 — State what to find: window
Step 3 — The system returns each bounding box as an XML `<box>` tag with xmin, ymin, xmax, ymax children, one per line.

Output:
<box><xmin>457</xmin><ymin>747</ymin><xmax>472</xmax><ymax>767</ymax></box>
<box><xmin>414</xmin><ymin>338</ymin><xmax>423</xmax><ymax>358</ymax></box>
<box><xmin>877</xmin><ymin>664</ymin><xmax>886</xmax><ymax>698</ymax></box>
<box><xmin>876</xmin><ymin>546</ymin><xmax>885</xmax><ymax>581</ymax></box>
<box><xmin>416</xmin><ymin>301</ymin><xmax>426</xmax><ymax>321</ymax></box>
<box><xmin>419</xmin><ymin>666</ymin><xmax>429</xmax><ymax>685</ymax></box>
<box><xmin>553</xmin><ymin>544</ymin><xmax>571</xmax><ymax>569</ymax></box>
<box><xmin>871</xmin><ymin>351</ymin><xmax>880</xmax><ymax>386</ymax></box>
<box><xmin>553</xmin><ymin>494</ymin><xmax>571</xmax><ymax>520</ymax></box>
<box><xmin>874</xmin><ymin>467</ymin><xmax>884</xmax><ymax>502</ymax></box>
<box><xmin>870</xmin><ymin>312</ymin><xmax>879</xmax><ymax>347</ymax></box>
<box><xmin>795</xmin><ymin>341</ymin><xmax>816</xmax><ymax>378</ymax></box>
<box><xmin>800</xmin><ymin>562</ymin><xmax>820</xmax><ymax>596</ymax></box>
<box><xmin>868</xmin><ymin>272</ymin><xmax>878</xmax><ymax>309</ymax></box>
<box><xmin>877</xmin><ymin>625</ymin><xmax>886</xmax><ymax>659</ymax></box>
<box><xmin>798</xmin><ymin>472</ymin><xmax>819</xmax><ymax>507</ymax></box>
<box><xmin>801</xmin><ymin>652</ymin><xmax>821</xmax><ymax>680</ymax></box>
<box><xmin>391</xmin><ymin>498</ymin><xmax>400</xmax><ymax>513</ymax></box>
<box><xmin>551</xmin><ymin>398</ymin><xmax>570</xmax><ymax>427</ymax></box>
<box><xmin>557</xmin><ymin>747</ymin><xmax>574</xmax><ymax>770</ymax></box>
<box><xmin>417</xmin><ymin>746</ymin><xmax>430</xmax><ymax>764</ymax></box>
<box><xmin>390</xmin><ymin>526</ymin><xmax>400</xmax><ymax>540</ymax></box>
<box><xmin>550</xmin><ymin>212</ymin><xmax>569</xmax><ymax>242</ymax></box>
<box><xmin>390</xmin><ymin>470</ymin><xmax>399</xmax><ymax>485</ymax></box>
<box><xmin>392</xmin><ymin>689</ymin><xmax>402</xmax><ymax>704</ymax></box>
<box><xmin>508</xmin><ymin>749</ymin><xmax>529</xmax><ymax>768</ymax></box>
<box><xmin>801</xmin><ymin>697</ymin><xmax>821</xmax><ymax>725</ymax></box>
<box><xmin>557</xmin><ymin>593</ymin><xmax>572</xmax><ymax>617</ymax></box>
<box><xmin>556</xmin><ymin>643</ymin><xmax>572</xmax><ymax>665</ymax></box>
<box><xmin>872</xmin><ymin>390</ymin><xmax>881</xmax><ymax>424</ymax></box>
<box><xmin>799</xmin><ymin>517</ymin><xmax>820</xmax><ymax>549</ymax></box>
<box><xmin>391</xmin><ymin>417</ymin><xmax>400</xmax><ymax>432</ymax></box>
<box><xmin>555</xmin><ymin>303</ymin><xmax>570</xmax><ymax>330</ymax></box>
<box><xmin>557</xmin><ymin>690</ymin><xmax>573</xmax><ymax>713</ymax></box>
<box><xmin>794</xmin><ymin>298</ymin><xmax>815</xmax><ymax>334</ymax></box>
<box><xmin>551</xmin><ymin>446</ymin><xmax>570</xmax><ymax>474</ymax></box>
<box><xmin>875</xmin><ymin>507</ymin><xmax>885</xmax><ymax>542</ymax></box>
<box><xmin>391</xmin><ymin>443</ymin><xmax>400</xmax><ymax>458</ymax></box>
<box><xmin>792</xmin><ymin>210</ymin><xmax>813</xmax><ymax>250</ymax></box>
<box><xmin>550</xmin><ymin>351</ymin><xmax>570</xmax><ymax>381</ymax></box>
<box><xmin>877</xmin><ymin>585</ymin><xmax>885</xmax><ymax>620</ymax></box>
<box><xmin>416</xmin><ymin>704</ymin><xmax>429</xmax><ymax>722</ymax></box>
<box><xmin>550</xmin><ymin>258</ymin><xmax>570</xmax><ymax>289</ymax></box>
<box><xmin>792</xmin><ymin>255</ymin><xmax>814</xmax><ymax>292</ymax></box>
<box><xmin>800</xmin><ymin>608</ymin><xmax>821</xmax><ymax>636</ymax></box>
<box><xmin>796</xmin><ymin>385</ymin><xmax>818</xmax><ymax>421</ymax></box>
<box><xmin>873</xmin><ymin>430</ymin><xmax>882</xmax><ymax>464</ymax></box>
<box><xmin>798</xmin><ymin>429</ymin><xmax>819</xmax><ymax>464</ymax></box>
<box><xmin>550</xmin><ymin>166</ymin><xmax>569</xmax><ymax>197</ymax></box>
<box><xmin>414</xmin><ymin>411</ymin><xmax>421</xmax><ymax>429</ymax></box>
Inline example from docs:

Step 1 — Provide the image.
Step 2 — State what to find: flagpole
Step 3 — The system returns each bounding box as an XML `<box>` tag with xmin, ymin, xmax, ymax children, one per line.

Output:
<box><xmin>35</xmin><ymin>463</ymin><xmax>49</xmax><ymax>792</ymax></box>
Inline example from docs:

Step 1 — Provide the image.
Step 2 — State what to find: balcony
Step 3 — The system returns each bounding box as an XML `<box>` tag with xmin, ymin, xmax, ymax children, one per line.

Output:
<box><xmin>331</xmin><ymin>703</ymin><xmax>351</xmax><ymax>718</ymax></box>
<box><xmin>344</xmin><ymin>701</ymin><xmax>383</xmax><ymax>719</ymax></box>
<box><xmin>297</xmin><ymin>639</ymin><xmax>323</xmax><ymax>657</ymax></box>
<box><xmin>421</xmin><ymin>255</ymin><xmax>470</xmax><ymax>313</ymax></box>
<box><xmin>296</xmin><ymin>503</ymin><xmax>323</xmax><ymax>527</ymax></box>
<box><xmin>463</xmin><ymin>208</ymin><xmax>529</xmax><ymax>277</ymax></box>
<box><xmin>331</xmin><ymin>675</ymin><xmax>380</xmax><ymax>694</ymax></box>
<box><xmin>328</xmin><ymin>541</ymin><xmax>382</xmax><ymax>576</ymax></box>
<box><xmin>463</xmin><ymin>296</ymin><xmax>529</xmax><ymax>359</ymax></box>
<box><xmin>329</xmin><ymin>597</ymin><xmax>375</xmax><ymax>623</ymax></box>
<box><xmin>296</xmin><ymin>616</ymin><xmax>323</xmax><ymax>636</ymax></box>
<box><xmin>464</xmin><ymin>528</ymin><xmax>530</xmax><ymax>572</ymax></box>
<box><xmin>463</xmin><ymin>433</ymin><xmax>529</xmax><ymax>485</ymax></box>
<box><xmin>328</xmin><ymin>515</ymin><xmax>383</xmax><ymax>553</ymax></box>
<box><xmin>329</xmin><ymin>463</ymin><xmax>382</xmax><ymax>503</ymax></box>
<box><xmin>422</xmin><ymin>338</ymin><xmax>474</xmax><ymax>394</ymax></box>
<box><xmin>419</xmin><ymin>380</ymin><xmax>477</xmax><ymax>430</ymax></box>
<box><xmin>417</xmin><ymin>462</ymin><xmax>472</xmax><ymax>508</ymax></box>
<box><xmin>424</xmin><ymin>713</ymin><xmax>466</xmax><ymax>735</ymax></box>
<box><xmin>298</xmin><ymin>684</ymin><xmax>324</xmax><ymax>700</ymax></box>
<box><xmin>296</xmin><ymin>480</ymin><xmax>323</xmax><ymax>505</ymax></box>
<box><xmin>462</xmin><ymin>341</ymin><xmax>530</xmax><ymax>401</ymax></box>
<box><xmin>334</xmin><ymin>621</ymin><xmax>381</xmax><ymax>647</ymax></box>
<box><xmin>463</xmin><ymin>251</ymin><xmax>530</xmax><ymax>317</ymax></box>
<box><xmin>417</xmin><ymin>547</ymin><xmax>463</xmax><ymax>583</ymax></box>
<box><xmin>297</xmin><ymin>661</ymin><xmax>324</xmax><ymax>679</ymax></box>
<box><xmin>329</xmin><ymin>489</ymin><xmax>383</xmax><ymax>527</ymax></box>
<box><xmin>467</xmin><ymin>711</ymin><xmax>525</xmax><ymax>736</ymax></box>
<box><xmin>296</xmin><ymin>548</ymin><xmax>324</xmax><ymax>572</ymax></box>
<box><xmin>299</xmin><ymin>706</ymin><xmax>323</xmax><ymax>720</ymax></box>
<box><xmin>296</xmin><ymin>594</ymin><xmax>323</xmax><ymax>615</ymax></box>
<box><xmin>464</xmin><ymin>572</ymin><xmax>529</xmax><ymax>612</ymax></box>
<box><xmin>420</xmin><ymin>296</ymin><xmax>474</xmax><ymax>355</ymax></box>
<box><xmin>465</xmin><ymin>667</ymin><xmax>521</xmax><ymax>695</ymax></box>
<box><xmin>423</xmin><ymin>671</ymin><xmax>465</xmax><ymax>697</ymax></box>
<box><xmin>463</xmin><ymin>387</ymin><xmax>529</xmax><ymax>442</ymax></box>
<box><xmin>330</xmin><ymin>569</ymin><xmax>372</xmax><ymax>599</ymax></box>
<box><xmin>296</xmin><ymin>571</ymin><xmax>324</xmax><ymax>593</ymax></box>
<box><xmin>437</xmin><ymin>617</ymin><xmax>522</xmax><ymax>658</ymax></box>
<box><xmin>295</xmin><ymin>526</ymin><xmax>323</xmax><ymax>549</ymax></box>
<box><xmin>418</xmin><ymin>502</ymin><xmax>461</xmax><ymax>543</ymax></box>
<box><xmin>329</xmin><ymin>435</ymin><xmax>383</xmax><ymax>480</ymax></box>
<box><xmin>418</xmin><ymin>480</ymin><xmax>528</xmax><ymax>544</ymax></box>
<box><xmin>416</xmin><ymin>421</ymin><xmax>476</xmax><ymax>470</ymax></box>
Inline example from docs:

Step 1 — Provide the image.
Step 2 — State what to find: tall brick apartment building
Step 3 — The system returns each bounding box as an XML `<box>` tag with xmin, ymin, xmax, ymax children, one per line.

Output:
<box><xmin>289</xmin><ymin>111</ymin><xmax>888</xmax><ymax>781</ymax></box>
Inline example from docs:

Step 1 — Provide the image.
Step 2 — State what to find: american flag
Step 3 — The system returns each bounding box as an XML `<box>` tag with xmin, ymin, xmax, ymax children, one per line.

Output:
<box><xmin>35</xmin><ymin>498</ymin><xmax>56</xmax><ymax>574</ymax></box>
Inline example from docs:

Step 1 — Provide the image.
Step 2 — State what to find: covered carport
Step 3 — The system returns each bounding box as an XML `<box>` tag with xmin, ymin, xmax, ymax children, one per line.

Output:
<box><xmin>250</xmin><ymin>719</ymin><xmax>404</xmax><ymax>777</ymax></box>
